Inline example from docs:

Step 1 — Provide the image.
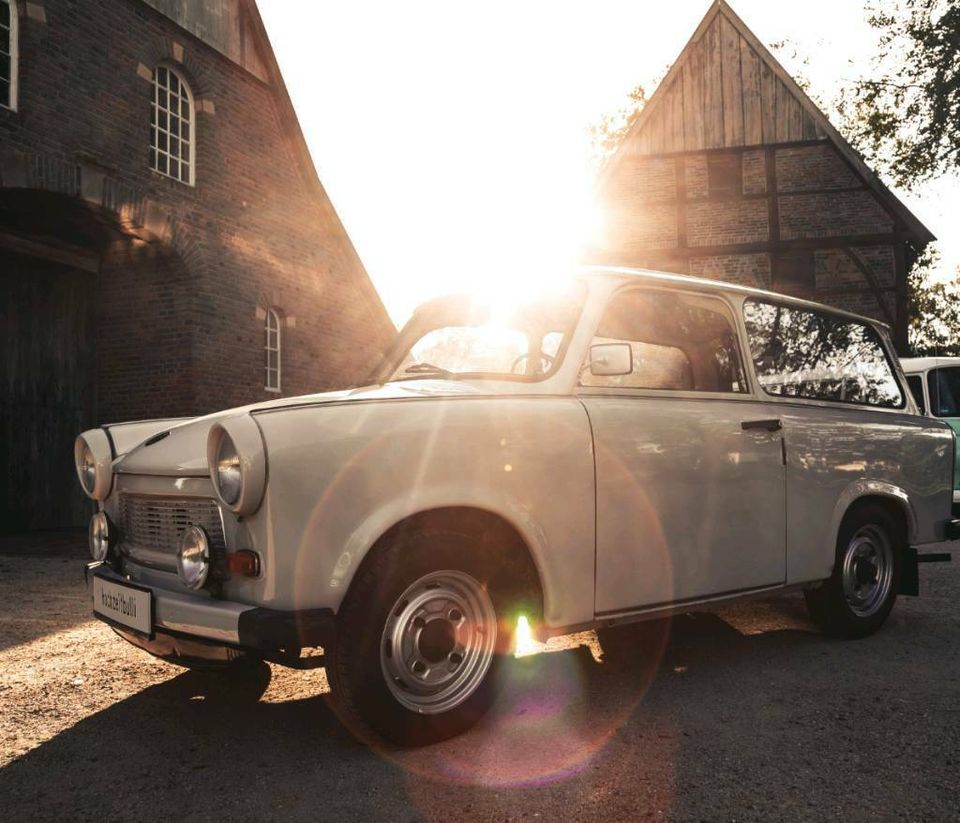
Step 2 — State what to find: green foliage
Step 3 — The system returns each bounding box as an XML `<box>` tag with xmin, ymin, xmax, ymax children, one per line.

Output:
<box><xmin>840</xmin><ymin>0</ymin><xmax>960</xmax><ymax>189</ymax></box>
<box><xmin>908</xmin><ymin>248</ymin><xmax>960</xmax><ymax>355</ymax></box>
<box><xmin>587</xmin><ymin>83</ymin><xmax>648</xmax><ymax>168</ymax></box>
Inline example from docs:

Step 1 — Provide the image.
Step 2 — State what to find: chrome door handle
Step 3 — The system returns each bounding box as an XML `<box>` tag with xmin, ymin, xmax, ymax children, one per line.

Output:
<box><xmin>741</xmin><ymin>418</ymin><xmax>782</xmax><ymax>432</ymax></box>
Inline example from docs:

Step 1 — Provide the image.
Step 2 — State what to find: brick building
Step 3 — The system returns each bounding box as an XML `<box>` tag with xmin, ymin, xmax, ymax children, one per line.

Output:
<box><xmin>0</xmin><ymin>0</ymin><xmax>395</xmax><ymax>532</ymax></box>
<box><xmin>594</xmin><ymin>1</ymin><xmax>934</xmax><ymax>351</ymax></box>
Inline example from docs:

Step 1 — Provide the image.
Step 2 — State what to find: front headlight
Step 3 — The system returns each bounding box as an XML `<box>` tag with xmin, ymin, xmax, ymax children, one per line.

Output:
<box><xmin>74</xmin><ymin>430</ymin><xmax>113</xmax><ymax>501</ymax></box>
<box><xmin>215</xmin><ymin>434</ymin><xmax>243</xmax><ymax>505</ymax></box>
<box><xmin>79</xmin><ymin>442</ymin><xmax>97</xmax><ymax>495</ymax></box>
<box><xmin>88</xmin><ymin>512</ymin><xmax>112</xmax><ymax>561</ymax></box>
<box><xmin>177</xmin><ymin>525</ymin><xmax>210</xmax><ymax>590</ymax></box>
<box><xmin>207</xmin><ymin>417</ymin><xmax>266</xmax><ymax>516</ymax></box>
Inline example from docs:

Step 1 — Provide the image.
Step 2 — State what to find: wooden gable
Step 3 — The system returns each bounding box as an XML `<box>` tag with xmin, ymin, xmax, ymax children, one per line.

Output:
<box><xmin>630</xmin><ymin>9</ymin><xmax>826</xmax><ymax>154</ymax></box>
<box><xmin>601</xmin><ymin>0</ymin><xmax>933</xmax><ymax>246</ymax></box>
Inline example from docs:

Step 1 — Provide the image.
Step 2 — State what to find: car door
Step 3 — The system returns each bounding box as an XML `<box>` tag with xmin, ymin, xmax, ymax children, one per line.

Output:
<box><xmin>578</xmin><ymin>286</ymin><xmax>786</xmax><ymax>615</ymax></box>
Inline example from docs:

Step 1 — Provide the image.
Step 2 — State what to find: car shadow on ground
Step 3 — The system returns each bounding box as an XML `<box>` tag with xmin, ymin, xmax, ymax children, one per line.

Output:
<box><xmin>0</xmin><ymin>599</ymin><xmax>842</xmax><ymax>821</ymax></box>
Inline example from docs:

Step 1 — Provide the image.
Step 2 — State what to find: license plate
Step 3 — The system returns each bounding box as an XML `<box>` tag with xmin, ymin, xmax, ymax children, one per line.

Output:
<box><xmin>92</xmin><ymin>575</ymin><xmax>153</xmax><ymax>637</ymax></box>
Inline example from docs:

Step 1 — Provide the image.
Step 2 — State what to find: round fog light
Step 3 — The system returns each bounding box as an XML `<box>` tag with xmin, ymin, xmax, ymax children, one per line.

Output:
<box><xmin>177</xmin><ymin>525</ymin><xmax>210</xmax><ymax>590</ymax></box>
<box><xmin>88</xmin><ymin>512</ymin><xmax>111</xmax><ymax>561</ymax></box>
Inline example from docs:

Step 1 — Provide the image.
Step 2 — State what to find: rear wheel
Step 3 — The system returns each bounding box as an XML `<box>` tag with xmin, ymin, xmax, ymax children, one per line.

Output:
<box><xmin>805</xmin><ymin>503</ymin><xmax>902</xmax><ymax>638</ymax></box>
<box><xmin>326</xmin><ymin>526</ymin><xmax>537</xmax><ymax>746</ymax></box>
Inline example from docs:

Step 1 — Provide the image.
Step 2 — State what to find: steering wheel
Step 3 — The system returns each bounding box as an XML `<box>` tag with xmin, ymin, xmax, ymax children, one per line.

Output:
<box><xmin>511</xmin><ymin>351</ymin><xmax>555</xmax><ymax>375</ymax></box>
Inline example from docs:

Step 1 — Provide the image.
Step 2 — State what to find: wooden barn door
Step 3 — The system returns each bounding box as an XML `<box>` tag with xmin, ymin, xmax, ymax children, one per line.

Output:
<box><xmin>0</xmin><ymin>249</ymin><xmax>95</xmax><ymax>533</ymax></box>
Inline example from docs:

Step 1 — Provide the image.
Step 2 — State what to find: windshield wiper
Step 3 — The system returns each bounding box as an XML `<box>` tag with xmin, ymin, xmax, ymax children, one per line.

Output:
<box><xmin>402</xmin><ymin>362</ymin><xmax>454</xmax><ymax>378</ymax></box>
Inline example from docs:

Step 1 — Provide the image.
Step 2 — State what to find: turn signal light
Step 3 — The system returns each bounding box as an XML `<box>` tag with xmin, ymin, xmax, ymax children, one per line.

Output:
<box><xmin>227</xmin><ymin>550</ymin><xmax>260</xmax><ymax>578</ymax></box>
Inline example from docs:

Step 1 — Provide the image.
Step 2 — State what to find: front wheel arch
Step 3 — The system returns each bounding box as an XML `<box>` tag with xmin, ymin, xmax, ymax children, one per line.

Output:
<box><xmin>347</xmin><ymin>506</ymin><xmax>545</xmax><ymax>624</ymax></box>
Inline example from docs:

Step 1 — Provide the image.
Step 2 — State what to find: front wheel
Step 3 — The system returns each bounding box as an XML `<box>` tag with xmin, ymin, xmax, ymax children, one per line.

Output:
<box><xmin>804</xmin><ymin>503</ymin><xmax>902</xmax><ymax>638</ymax></box>
<box><xmin>326</xmin><ymin>527</ymin><xmax>536</xmax><ymax>746</ymax></box>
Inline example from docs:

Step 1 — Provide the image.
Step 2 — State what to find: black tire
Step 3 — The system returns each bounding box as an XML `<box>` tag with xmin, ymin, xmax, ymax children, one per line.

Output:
<box><xmin>804</xmin><ymin>502</ymin><xmax>903</xmax><ymax>639</ymax></box>
<box><xmin>326</xmin><ymin>526</ymin><xmax>538</xmax><ymax>747</ymax></box>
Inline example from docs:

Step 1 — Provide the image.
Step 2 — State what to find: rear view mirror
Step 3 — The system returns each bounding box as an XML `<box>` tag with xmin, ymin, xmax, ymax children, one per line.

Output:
<box><xmin>590</xmin><ymin>343</ymin><xmax>633</xmax><ymax>377</ymax></box>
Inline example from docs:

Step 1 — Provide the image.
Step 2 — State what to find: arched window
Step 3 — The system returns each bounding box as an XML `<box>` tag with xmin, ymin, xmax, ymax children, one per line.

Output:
<box><xmin>151</xmin><ymin>65</ymin><xmax>194</xmax><ymax>185</ymax></box>
<box><xmin>265</xmin><ymin>308</ymin><xmax>281</xmax><ymax>392</ymax></box>
<box><xmin>0</xmin><ymin>0</ymin><xmax>17</xmax><ymax>111</ymax></box>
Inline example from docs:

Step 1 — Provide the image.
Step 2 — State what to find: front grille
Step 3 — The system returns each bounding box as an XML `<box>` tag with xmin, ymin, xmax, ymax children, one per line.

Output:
<box><xmin>120</xmin><ymin>494</ymin><xmax>226</xmax><ymax>569</ymax></box>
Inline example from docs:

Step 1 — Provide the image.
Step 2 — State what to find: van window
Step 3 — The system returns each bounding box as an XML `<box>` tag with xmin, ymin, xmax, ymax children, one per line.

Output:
<box><xmin>906</xmin><ymin>375</ymin><xmax>926</xmax><ymax>414</ymax></box>
<box><xmin>581</xmin><ymin>289</ymin><xmax>746</xmax><ymax>393</ymax></box>
<box><xmin>742</xmin><ymin>299</ymin><xmax>904</xmax><ymax>408</ymax></box>
<box><xmin>927</xmin><ymin>368</ymin><xmax>960</xmax><ymax>417</ymax></box>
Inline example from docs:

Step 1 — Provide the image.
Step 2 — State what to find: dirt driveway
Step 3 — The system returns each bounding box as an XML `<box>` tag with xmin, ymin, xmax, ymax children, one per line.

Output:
<box><xmin>1</xmin><ymin>534</ymin><xmax>957</xmax><ymax>821</ymax></box>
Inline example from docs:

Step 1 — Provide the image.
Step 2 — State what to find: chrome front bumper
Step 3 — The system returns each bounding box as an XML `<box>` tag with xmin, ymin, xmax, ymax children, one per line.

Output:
<box><xmin>86</xmin><ymin>563</ymin><xmax>337</xmax><ymax>656</ymax></box>
<box><xmin>88</xmin><ymin>562</ymin><xmax>251</xmax><ymax>644</ymax></box>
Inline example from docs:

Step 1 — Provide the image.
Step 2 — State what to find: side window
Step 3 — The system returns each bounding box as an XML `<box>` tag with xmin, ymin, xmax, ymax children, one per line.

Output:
<box><xmin>1</xmin><ymin>0</ymin><xmax>17</xmax><ymax>111</ymax></box>
<box><xmin>742</xmin><ymin>299</ymin><xmax>904</xmax><ymax>408</ymax></box>
<box><xmin>151</xmin><ymin>65</ymin><xmax>195</xmax><ymax>185</ymax></box>
<box><xmin>580</xmin><ymin>289</ymin><xmax>747</xmax><ymax>393</ymax></box>
<box><xmin>265</xmin><ymin>308</ymin><xmax>281</xmax><ymax>392</ymax></box>
<box><xmin>906</xmin><ymin>375</ymin><xmax>926</xmax><ymax>415</ymax></box>
<box><xmin>927</xmin><ymin>368</ymin><xmax>960</xmax><ymax>417</ymax></box>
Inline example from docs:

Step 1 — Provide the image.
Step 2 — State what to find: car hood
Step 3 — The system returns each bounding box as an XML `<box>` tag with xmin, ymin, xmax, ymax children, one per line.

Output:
<box><xmin>113</xmin><ymin>381</ymin><xmax>485</xmax><ymax>477</ymax></box>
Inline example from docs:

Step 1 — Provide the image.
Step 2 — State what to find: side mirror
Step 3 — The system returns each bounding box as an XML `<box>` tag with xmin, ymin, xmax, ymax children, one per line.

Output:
<box><xmin>589</xmin><ymin>343</ymin><xmax>633</xmax><ymax>377</ymax></box>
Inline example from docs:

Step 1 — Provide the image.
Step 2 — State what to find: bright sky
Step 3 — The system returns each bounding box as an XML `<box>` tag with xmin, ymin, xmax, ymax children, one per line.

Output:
<box><xmin>259</xmin><ymin>0</ymin><xmax>960</xmax><ymax>326</ymax></box>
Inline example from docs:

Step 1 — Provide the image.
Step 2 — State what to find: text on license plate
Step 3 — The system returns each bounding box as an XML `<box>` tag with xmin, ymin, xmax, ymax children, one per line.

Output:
<box><xmin>92</xmin><ymin>575</ymin><xmax>153</xmax><ymax>636</ymax></box>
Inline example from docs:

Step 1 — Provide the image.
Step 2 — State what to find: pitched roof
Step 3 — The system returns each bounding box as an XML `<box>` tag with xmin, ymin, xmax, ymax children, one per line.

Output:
<box><xmin>240</xmin><ymin>0</ymin><xmax>396</xmax><ymax>331</ymax></box>
<box><xmin>600</xmin><ymin>0</ymin><xmax>934</xmax><ymax>245</ymax></box>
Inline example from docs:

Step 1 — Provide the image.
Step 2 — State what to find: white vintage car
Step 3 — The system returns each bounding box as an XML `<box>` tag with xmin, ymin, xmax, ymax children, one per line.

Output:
<box><xmin>77</xmin><ymin>267</ymin><xmax>958</xmax><ymax>745</ymax></box>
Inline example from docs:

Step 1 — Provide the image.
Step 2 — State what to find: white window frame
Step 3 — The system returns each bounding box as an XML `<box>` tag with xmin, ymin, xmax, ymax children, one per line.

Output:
<box><xmin>265</xmin><ymin>308</ymin><xmax>282</xmax><ymax>393</ymax></box>
<box><xmin>1</xmin><ymin>0</ymin><xmax>18</xmax><ymax>112</ymax></box>
<box><xmin>151</xmin><ymin>64</ymin><xmax>195</xmax><ymax>186</ymax></box>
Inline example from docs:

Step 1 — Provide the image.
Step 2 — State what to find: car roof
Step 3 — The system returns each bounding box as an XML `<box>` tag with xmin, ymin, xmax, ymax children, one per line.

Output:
<box><xmin>900</xmin><ymin>356</ymin><xmax>960</xmax><ymax>373</ymax></box>
<box><xmin>580</xmin><ymin>265</ymin><xmax>892</xmax><ymax>331</ymax></box>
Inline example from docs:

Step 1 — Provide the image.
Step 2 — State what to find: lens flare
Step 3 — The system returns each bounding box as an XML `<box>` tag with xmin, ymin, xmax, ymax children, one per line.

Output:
<box><xmin>514</xmin><ymin>615</ymin><xmax>540</xmax><ymax>658</ymax></box>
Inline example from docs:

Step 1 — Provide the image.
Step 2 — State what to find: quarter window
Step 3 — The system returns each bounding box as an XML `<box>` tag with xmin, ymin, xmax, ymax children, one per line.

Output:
<box><xmin>580</xmin><ymin>289</ymin><xmax>747</xmax><ymax>393</ymax></box>
<box><xmin>265</xmin><ymin>308</ymin><xmax>281</xmax><ymax>392</ymax></box>
<box><xmin>742</xmin><ymin>299</ymin><xmax>903</xmax><ymax>408</ymax></box>
<box><xmin>906</xmin><ymin>375</ymin><xmax>926</xmax><ymax>415</ymax></box>
<box><xmin>151</xmin><ymin>65</ymin><xmax>194</xmax><ymax>185</ymax></box>
<box><xmin>927</xmin><ymin>368</ymin><xmax>960</xmax><ymax>418</ymax></box>
<box><xmin>1</xmin><ymin>0</ymin><xmax>17</xmax><ymax>111</ymax></box>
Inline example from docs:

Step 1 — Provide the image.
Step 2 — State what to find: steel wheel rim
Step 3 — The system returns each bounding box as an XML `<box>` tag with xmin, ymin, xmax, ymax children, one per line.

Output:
<box><xmin>380</xmin><ymin>570</ymin><xmax>497</xmax><ymax>715</ymax></box>
<box><xmin>841</xmin><ymin>525</ymin><xmax>894</xmax><ymax>618</ymax></box>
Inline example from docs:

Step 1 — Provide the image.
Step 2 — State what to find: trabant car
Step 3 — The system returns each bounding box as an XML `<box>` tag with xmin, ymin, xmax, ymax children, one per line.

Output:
<box><xmin>901</xmin><ymin>356</ymin><xmax>960</xmax><ymax>511</ymax></box>
<box><xmin>77</xmin><ymin>267</ymin><xmax>959</xmax><ymax>745</ymax></box>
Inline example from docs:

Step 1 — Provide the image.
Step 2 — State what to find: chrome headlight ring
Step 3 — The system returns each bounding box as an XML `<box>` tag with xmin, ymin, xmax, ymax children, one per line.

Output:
<box><xmin>74</xmin><ymin>429</ymin><xmax>113</xmax><ymax>501</ymax></box>
<box><xmin>88</xmin><ymin>511</ymin><xmax>114</xmax><ymax>562</ymax></box>
<box><xmin>177</xmin><ymin>525</ymin><xmax>211</xmax><ymax>590</ymax></box>
<box><xmin>206</xmin><ymin>417</ymin><xmax>266</xmax><ymax>516</ymax></box>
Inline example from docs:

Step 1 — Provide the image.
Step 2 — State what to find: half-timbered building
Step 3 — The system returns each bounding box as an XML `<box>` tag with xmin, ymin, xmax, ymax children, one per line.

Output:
<box><xmin>594</xmin><ymin>0</ymin><xmax>934</xmax><ymax>353</ymax></box>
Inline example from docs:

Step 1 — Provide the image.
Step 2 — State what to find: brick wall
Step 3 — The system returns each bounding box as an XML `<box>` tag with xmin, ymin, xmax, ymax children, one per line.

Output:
<box><xmin>0</xmin><ymin>0</ymin><xmax>395</xmax><ymax>423</ymax></box>
<box><xmin>688</xmin><ymin>253</ymin><xmax>772</xmax><ymax>289</ymax></box>
<box><xmin>596</xmin><ymin>138</ymin><xmax>905</xmax><ymax>334</ymax></box>
<box><xmin>687</xmin><ymin>198</ymin><xmax>768</xmax><ymax>247</ymax></box>
<box><xmin>778</xmin><ymin>191</ymin><xmax>893</xmax><ymax>240</ymax></box>
<box><xmin>776</xmin><ymin>144</ymin><xmax>859</xmax><ymax>192</ymax></box>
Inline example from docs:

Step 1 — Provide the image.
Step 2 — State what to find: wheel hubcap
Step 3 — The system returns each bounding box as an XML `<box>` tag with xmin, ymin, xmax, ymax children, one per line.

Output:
<box><xmin>841</xmin><ymin>525</ymin><xmax>893</xmax><ymax>617</ymax></box>
<box><xmin>380</xmin><ymin>570</ymin><xmax>497</xmax><ymax>714</ymax></box>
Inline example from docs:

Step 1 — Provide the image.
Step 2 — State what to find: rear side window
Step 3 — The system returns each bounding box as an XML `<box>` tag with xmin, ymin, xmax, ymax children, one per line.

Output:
<box><xmin>580</xmin><ymin>289</ymin><xmax>747</xmax><ymax>393</ymax></box>
<box><xmin>742</xmin><ymin>299</ymin><xmax>904</xmax><ymax>408</ymax></box>
<box><xmin>927</xmin><ymin>368</ymin><xmax>960</xmax><ymax>417</ymax></box>
<box><xmin>906</xmin><ymin>375</ymin><xmax>926</xmax><ymax>414</ymax></box>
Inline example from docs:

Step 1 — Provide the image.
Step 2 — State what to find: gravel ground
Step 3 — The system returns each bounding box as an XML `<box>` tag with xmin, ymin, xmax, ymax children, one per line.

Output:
<box><xmin>0</xmin><ymin>533</ymin><xmax>957</xmax><ymax>822</ymax></box>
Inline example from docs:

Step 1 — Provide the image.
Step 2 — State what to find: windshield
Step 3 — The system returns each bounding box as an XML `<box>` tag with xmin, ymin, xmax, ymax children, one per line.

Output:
<box><xmin>377</xmin><ymin>284</ymin><xmax>586</xmax><ymax>383</ymax></box>
<box><xmin>928</xmin><ymin>367</ymin><xmax>960</xmax><ymax>417</ymax></box>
